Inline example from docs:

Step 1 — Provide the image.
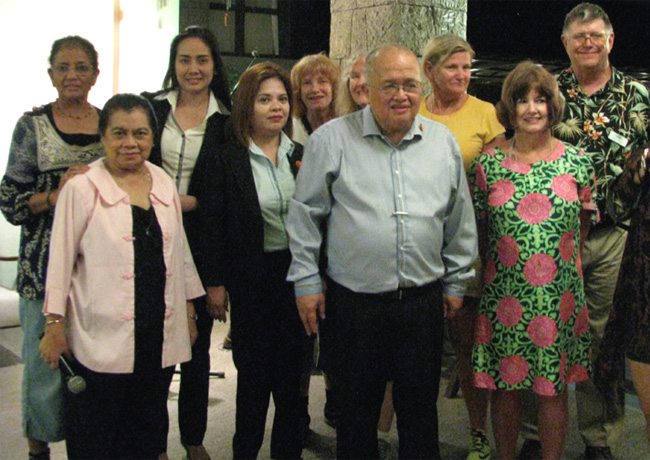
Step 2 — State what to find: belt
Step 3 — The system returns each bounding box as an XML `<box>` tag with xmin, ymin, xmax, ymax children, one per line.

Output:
<box><xmin>360</xmin><ymin>281</ymin><xmax>441</xmax><ymax>302</ymax></box>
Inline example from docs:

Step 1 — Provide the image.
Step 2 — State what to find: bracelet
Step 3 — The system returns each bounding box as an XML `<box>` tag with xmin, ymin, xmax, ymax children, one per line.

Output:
<box><xmin>188</xmin><ymin>313</ymin><xmax>199</xmax><ymax>321</ymax></box>
<box><xmin>45</xmin><ymin>318</ymin><xmax>63</xmax><ymax>327</ymax></box>
<box><xmin>45</xmin><ymin>190</ymin><xmax>55</xmax><ymax>210</ymax></box>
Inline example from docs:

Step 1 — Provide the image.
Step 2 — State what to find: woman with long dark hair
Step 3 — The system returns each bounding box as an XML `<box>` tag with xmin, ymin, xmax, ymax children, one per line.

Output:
<box><xmin>142</xmin><ymin>25</ymin><xmax>231</xmax><ymax>460</ymax></box>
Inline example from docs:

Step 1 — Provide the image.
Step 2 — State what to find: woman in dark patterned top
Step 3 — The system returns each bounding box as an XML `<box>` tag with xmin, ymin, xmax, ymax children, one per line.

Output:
<box><xmin>599</xmin><ymin>143</ymin><xmax>650</xmax><ymax>445</ymax></box>
<box><xmin>0</xmin><ymin>36</ymin><xmax>103</xmax><ymax>460</ymax></box>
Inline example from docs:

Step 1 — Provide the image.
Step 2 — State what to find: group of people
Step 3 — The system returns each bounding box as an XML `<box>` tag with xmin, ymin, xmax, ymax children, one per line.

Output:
<box><xmin>2</xmin><ymin>2</ymin><xmax>650</xmax><ymax>460</ymax></box>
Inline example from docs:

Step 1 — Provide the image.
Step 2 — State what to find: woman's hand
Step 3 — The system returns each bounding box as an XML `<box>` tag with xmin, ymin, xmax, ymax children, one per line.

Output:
<box><xmin>187</xmin><ymin>301</ymin><xmax>199</xmax><ymax>346</ymax></box>
<box><xmin>58</xmin><ymin>164</ymin><xmax>90</xmax><ymax>192</ymax></box>
<box><xmin>179</xmin><ymin>195</ymin><xmax>199</xmax><ymax>212</ymax></box>
<box><xmin>39</xmin><ymin>318</ymin><xmax>70</xmax><ymax>370</ymax></box>
<box><xmin>206</xmin><ymin>286</ymin><xmax>229</xmax><ymax>322</ymax></box>
<box><xmin>28</xmin><ymin>164</ymin><xmax>90</xmax><ymax>215</ymax></box>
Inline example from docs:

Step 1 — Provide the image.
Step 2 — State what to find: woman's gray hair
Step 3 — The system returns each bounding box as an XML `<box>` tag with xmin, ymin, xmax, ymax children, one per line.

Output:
<box><xmin>336</xmin><ymin>52</ymin><xmax>368</xmax><ymax>116</ymax></box>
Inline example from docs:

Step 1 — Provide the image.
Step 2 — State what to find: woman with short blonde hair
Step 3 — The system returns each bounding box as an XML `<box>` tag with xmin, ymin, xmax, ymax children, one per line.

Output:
<box><xmin>419</xmin><ymin>33</ymin><xmax>505</xmax><ymax>460</ymax></box>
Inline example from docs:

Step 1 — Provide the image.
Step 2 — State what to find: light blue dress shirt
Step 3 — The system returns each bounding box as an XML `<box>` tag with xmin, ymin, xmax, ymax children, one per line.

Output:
<box><xmin>286</xmin><ymin>105</ymin><xmax>478</xmax><ymax>298</ymax></box>
<box><xmin>249</xmin><ymin>132</ymin><xmax>296</xmax><ymax>252</ymax></box>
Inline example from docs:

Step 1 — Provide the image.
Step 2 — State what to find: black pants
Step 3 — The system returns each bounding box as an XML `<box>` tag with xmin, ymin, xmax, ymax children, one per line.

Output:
<box><xmin>327</xmin><ymin>279</ymin><xmax>444</xmax><ymax>460</ymax></box>
<box><xmin>64</xmin><ymin>359</ymin><xmax>174</xmax><ymax>460</ymax></box>
<box><xmin>177</xmin><ymin>296</ymin><xmax>214</xmax><ymax>446</ymax></box>
<box><xmin>157</xmin><ymin>298</ymin><xmax>214</xmax><ymax>452</ymax></box>
<box><xmin>231</xmin><ymin>250</ymin><xmax>304</xmax><ymax>459</ymax></box>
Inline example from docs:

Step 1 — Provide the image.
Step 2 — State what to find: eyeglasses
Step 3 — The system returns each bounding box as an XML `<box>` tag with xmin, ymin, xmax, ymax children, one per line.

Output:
<box><xmin>52</xmin><ymin>63</ymin><xmax>93</xmax><ymax>75</ymax></box>
<box><xmin>570</xmin><ymin>32</ymin><xmax>610</xmax><ymax>44</ymax></box>
<box><xmin>371</xmin><ymin>81</ymin><xmax>422</xmax><ymax>97</ymax></box>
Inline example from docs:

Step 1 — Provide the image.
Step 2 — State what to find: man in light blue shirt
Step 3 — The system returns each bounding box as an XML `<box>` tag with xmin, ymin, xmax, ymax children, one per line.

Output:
<box><xmin>286</xmin><ymin>45</ymin><xmax>478</xmax><ymax>459</ymax></box>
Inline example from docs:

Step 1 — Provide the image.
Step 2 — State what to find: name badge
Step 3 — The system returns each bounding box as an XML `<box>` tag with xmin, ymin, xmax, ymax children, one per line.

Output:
<box><xmin>608</xmin><ymin>130</ymin><xmax>629</xmax><ymax>148</ymax></box>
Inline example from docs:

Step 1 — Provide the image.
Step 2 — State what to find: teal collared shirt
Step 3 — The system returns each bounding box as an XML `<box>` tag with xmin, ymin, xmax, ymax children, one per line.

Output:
<box><xmin>249</xmin><ymin>132</ymin><xmax>296</xmax><ymax>252</ymax></box>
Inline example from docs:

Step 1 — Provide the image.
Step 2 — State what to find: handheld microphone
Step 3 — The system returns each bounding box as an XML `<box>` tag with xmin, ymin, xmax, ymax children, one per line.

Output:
<box><xmin>59</xmin><ymin>356</ymin><xmax>86</xmax><ymax>394</ymax></box>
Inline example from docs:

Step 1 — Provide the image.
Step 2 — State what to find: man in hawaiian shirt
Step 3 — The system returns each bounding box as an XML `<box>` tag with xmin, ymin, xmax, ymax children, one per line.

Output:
<box><xmin>519</xmin><ymin>3</ymin><xmax>650</xmax><ymax>460</ymax></box>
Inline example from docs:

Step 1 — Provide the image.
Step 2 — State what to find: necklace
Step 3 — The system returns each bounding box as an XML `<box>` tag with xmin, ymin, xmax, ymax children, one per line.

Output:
<box><xmin>144</xmin><ymin>207</ymin><xmax>156</xmax><ymax>237</ymax></box>
<box><xmin>509</xmin><ymin>136</ymin><xmax>555</xmax><ymax>164</ymax></box>
<box><xmin>55</xmin><ymin>100</ymin><xmax>94</xmax><ymax>120</ymax></box>
<box><xmin>426</xmin><ymin>93</ymin><xmax>466</xmax><ymax>116</ymax></box>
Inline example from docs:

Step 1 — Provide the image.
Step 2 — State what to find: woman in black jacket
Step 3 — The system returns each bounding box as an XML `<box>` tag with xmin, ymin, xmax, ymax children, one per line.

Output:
<box><xmin>142</xmin><ymin>26</ymin><xmax>231</xmax><ymax>460</ymax></box>
<box><xmin>200</xmin><ymin>61</ymin><xmax>304</xmax><ymax>459</ymax></box>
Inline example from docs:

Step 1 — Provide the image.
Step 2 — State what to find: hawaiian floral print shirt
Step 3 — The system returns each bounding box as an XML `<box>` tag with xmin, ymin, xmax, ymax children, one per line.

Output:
<box><xmin>554</xmin><ymin>66</ymin><xmax>650</xmax><ymax>222</ymax></box>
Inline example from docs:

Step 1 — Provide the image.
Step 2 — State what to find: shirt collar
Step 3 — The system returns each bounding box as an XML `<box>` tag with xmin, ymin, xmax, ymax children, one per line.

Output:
<box><xmin>87</xmin><ymin>159</ymin><xmax>173</xmax><ymax>206</ymax></box>
<box><xmin>249</xmin><ymin>131</ymin><xmax>295</xmax><ymax>162</ymax></box>
<box><xmin>160</xmin><ymin>89</ymin><xmax>229</xmax><ymax>116</ymax></box>
<box><xmin>565</xmin><ymin>65</ymin><xmax>620</xmax><ymax>95</ymax></box>
<box><xmin>361</xmin><ymin>105</ymin><xmax>423</xmax><ymax>145</ymax></box>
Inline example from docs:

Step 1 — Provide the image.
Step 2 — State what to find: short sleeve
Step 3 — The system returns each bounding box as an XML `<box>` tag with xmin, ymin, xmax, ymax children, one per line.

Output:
<box><xmin>482</xmin><ymin>102</ymin><xmax>506</xmax><ymax>145</ymax></box>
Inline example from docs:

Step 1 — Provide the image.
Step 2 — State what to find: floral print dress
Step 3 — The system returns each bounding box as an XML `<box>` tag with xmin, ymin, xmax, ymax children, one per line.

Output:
<box><xmin>467</xmin><ymin>142</ymin><xmax>596</xmax><ymax>395</ymax></box>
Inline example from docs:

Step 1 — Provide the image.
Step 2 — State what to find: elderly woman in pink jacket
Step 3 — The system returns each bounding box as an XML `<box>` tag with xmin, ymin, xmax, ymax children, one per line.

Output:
<box><xmin>39</xmin><ymin>93</ymin><xmax>204</xmax><ymax>460</ymax></box>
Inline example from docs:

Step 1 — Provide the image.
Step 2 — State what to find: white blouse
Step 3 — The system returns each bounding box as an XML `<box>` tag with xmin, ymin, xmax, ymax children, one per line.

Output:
<box><xmin>159</xmin><ymin>90</ymin><xmax>227</xmax><ymax>195</ymax></box>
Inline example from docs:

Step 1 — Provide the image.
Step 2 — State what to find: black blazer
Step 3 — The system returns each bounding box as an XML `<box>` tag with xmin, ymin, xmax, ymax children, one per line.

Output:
<box><xmin>197</xmin><ymin>140</ymin><xmax>303</xmax><ymax>298</ymax></box>
<box><xmin>142</xmin><ymin>90</ymin><xmax>230</xmax><ymax>287</ymax></box>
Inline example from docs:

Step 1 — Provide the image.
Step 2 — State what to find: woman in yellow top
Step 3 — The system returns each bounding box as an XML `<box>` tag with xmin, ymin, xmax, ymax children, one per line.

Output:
<box><xmin>419</xmin><ymin>33</ymin><xmax>505</xmax><ymax>460</ymax></box>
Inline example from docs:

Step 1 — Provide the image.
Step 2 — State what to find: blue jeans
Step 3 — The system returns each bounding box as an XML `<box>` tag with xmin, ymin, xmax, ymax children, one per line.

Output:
<box><xmin>19</xmin><ymin>297</ymin><xmax>64</xmax><ymax>442</ymax></box>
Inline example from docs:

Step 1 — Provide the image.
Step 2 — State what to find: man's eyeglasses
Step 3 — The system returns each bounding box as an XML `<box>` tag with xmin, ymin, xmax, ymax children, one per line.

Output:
<box><xmin>570</xmin><ymin>32</ymin><xmax>610</xmax><ymax>44</ymax></box>
<box><xmin>372</xmin><ymin>81</ymin><xmax>422</xmax><ymax>97</ymax></box>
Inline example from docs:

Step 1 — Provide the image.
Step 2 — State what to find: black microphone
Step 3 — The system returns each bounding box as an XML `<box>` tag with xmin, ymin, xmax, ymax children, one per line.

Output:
<box><xmin>59</xmin><ymin>355</ymin><xmax>86</xmax><ymax>394</ymax></box>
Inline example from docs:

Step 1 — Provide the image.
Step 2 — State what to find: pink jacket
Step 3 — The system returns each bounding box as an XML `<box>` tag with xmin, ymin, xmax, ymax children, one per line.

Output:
<box><xmin>44</xmin><ymin>159</ymin><xmax>205</xmax><ymax>373</ymax></box>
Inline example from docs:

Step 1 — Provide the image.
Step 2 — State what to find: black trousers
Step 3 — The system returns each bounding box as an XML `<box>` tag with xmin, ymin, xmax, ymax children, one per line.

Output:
<box><xmin>178</xmin><ymin>296</ymin><xmax>214</xmax><ymax>445</ymax></box>
<box><xmin>231</xmin><ymin>250</ymin><xmax>304</xmax><ymax>460</ymax></box>
<box><xmin>64</xmin><ymin>359</ymin><xmax>174</xmax><ymax>460</ymax></box>
<box><xmin>327</xmin><ymin>279</ymin><xmax>444</xmax><ymax>460</ymax></box>
<box><xmin>157</xmin><ymin>298</ymin><xmax>214</xmax><ymax>452</ymax></box>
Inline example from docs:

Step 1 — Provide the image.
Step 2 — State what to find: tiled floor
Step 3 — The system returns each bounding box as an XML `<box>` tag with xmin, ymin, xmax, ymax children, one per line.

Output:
<box><xmin>1</xmin><ymin>320</ymin><xmax>648</xmax><ymax>459</ymax></box>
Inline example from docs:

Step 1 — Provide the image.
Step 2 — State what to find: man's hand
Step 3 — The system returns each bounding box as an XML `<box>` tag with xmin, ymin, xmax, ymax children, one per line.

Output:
<box><xmin>296</xmin><ymin>293</ymin><xmax>325</xmax><ymax>335</ymax></box>
<box><xmin>206</xmin><ymin>286</ymin><xmax>229</xmax><ymax>322</ymax></box>
<box><xmin>443</xmin><ymin>294</ymin><xmax>463</xmax><ymax>319</ymax></box>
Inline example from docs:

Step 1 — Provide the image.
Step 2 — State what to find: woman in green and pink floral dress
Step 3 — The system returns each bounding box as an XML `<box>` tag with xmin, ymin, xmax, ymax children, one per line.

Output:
<box><xmin>467</xmin><ymin>61</ymin><xmax>596</xmax><ymax>460</ymax></box>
